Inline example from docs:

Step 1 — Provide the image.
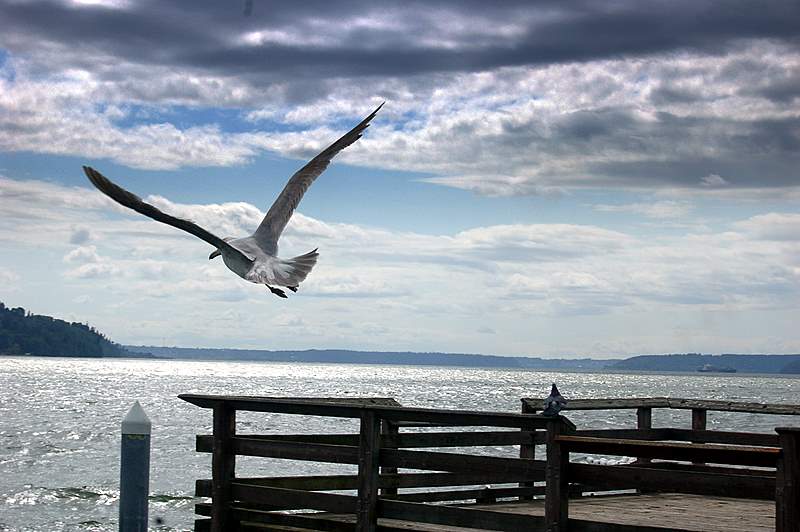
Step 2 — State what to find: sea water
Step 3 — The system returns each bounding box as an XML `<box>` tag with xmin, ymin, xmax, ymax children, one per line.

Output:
<box><xmin>1</xmin><ymin>356</ymin><xmax>799</xmax><ymax>531</ymax></box>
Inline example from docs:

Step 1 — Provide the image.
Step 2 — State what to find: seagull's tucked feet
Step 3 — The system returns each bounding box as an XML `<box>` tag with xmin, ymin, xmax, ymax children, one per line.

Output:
<box><xmin>267</xmin><ymin>285</ymin><xmax>288</xmax><ymax>298</ymax></box>
<box><xmin>287</xmin><ymin>286</ymin><xmax>298</xmax><ymax>293</ymax></box>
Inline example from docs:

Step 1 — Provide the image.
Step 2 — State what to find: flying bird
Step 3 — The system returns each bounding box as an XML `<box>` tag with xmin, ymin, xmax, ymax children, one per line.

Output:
<box><xmin>83</xmin><ymin>103</ymin><xmax>383</xmax><ymax>298</ymax></box>
<box><xmin>542</xmin><ymin>383</ymin><xmax>567</xmax><ymax>416</ymax></box>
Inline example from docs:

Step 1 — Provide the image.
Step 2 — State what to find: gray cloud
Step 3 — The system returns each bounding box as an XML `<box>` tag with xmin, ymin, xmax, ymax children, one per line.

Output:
<box><xmin>2</xmin><ymin>1</ymin><xmax>798</xmax><ymax>97</ymax></box>
<box><xmin>0</xmin><ymin>1</ymin><xmax>798</xmax><ymax>194</ymax></box>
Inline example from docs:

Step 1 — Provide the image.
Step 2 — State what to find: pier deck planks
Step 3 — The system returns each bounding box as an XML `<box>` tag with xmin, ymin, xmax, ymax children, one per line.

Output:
<box><xmin>238</xmin><ymin>493</ymin><xmax>775</xmax><ymax>532</ymax></box>
<box><xmin>481</xmin><ymin>493</ymin><xmax>774</xmax><ymax>532</ymax></box>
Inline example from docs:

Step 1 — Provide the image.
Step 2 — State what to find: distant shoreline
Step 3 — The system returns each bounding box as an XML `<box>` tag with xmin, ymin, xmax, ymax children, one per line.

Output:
<box><xmin>4</xmin><ymin>346</ymin><xmax>800</xmax><ymax>374</ymax></box>
<box><xmin>4</xmin><ymin>353</ymin><xmax>800</xmax><ymax>379</ymax></box>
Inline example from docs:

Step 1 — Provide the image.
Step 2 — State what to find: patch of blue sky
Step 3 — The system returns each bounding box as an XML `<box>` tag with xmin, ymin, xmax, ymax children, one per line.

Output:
<box><xmin>4</xmin><ymin>149</ymin><xmax>795</xmax><ymax>238</ymax></box>
<box><xmin>0</xmin><ymin>49</ymin><xmax>15</xmax><ymax>82</ymax></box>
<box><xmin>103</xmin><ymin>103</ymin><xmax>290</xmax><ymax>134</ymax></box>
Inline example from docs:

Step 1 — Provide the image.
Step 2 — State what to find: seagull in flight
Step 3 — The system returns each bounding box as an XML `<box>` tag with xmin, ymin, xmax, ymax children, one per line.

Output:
<box><xmin>83</xmin><ymin>103</ymin><xmax>383</xmax><ymax>298</ymax></box>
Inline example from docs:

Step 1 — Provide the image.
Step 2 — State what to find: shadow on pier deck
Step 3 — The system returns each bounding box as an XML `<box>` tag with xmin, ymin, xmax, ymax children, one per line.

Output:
<box><xmin>178</xmin><ymin>395</ymin><xmax>800</xmax><ymax>532</ymax></box>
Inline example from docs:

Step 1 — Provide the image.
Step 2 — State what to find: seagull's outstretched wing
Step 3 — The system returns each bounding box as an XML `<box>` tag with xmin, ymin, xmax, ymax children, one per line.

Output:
<box><xmin>83</xmin><ymin>166</ymin><xmax>253</xmax><ymax>263</ymax></box>
<box><xmin>253</xmin><ymin>102</ymin><xmax>384</xmax><ymax>254</ymax></box>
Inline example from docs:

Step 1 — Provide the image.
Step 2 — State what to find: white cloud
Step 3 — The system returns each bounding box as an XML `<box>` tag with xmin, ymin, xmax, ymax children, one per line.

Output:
<box><xmin>594</xmin><ymin>200</ymin><xmax>693</xmax><ymax>219</ymax></box>
<box><xmin>2</xmin><ymin>40</ymin><xmax>798</xmax><ymax>192</ymax></box>
<box><xmin>64</xmin><ymin>261</ymin><xmax>120</xmax><ymax>279</ymax></box>
<box><xmin>63</xmin><ymin>245</ymin><xmax>101</xmax><ymax>264</ymax></box>
<box><xmin>2</xmin><ymin>175</ymin><xmax>799</xmax><ymax>355</ymax></box>
<box><xmin>700</xmin><ymin>174</ymin><xmax>729</xmax><ymax>187</ymax></box>
<box><xmin>0</xmin><ymin>267</ymin><xmax>20</xmax><ymax>284</ymax></box>
<box><xmin>733</xmin><ymin>213</ymin><xmax>800</xmax><ymax>242</ymax></box>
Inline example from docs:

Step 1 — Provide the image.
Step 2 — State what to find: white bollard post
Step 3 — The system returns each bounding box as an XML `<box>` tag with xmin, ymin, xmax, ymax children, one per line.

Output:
<box><xmin>120</xmin><ymin>401</ymin><xmax>151</xmax><ymax>532</ymax></box>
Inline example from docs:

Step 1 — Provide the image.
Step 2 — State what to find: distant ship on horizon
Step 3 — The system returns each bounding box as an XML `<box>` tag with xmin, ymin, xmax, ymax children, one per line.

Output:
<box><xmin>697</xmin><ymin>363</ymin><xmax>737</xmax><ymax>373</ymax></box>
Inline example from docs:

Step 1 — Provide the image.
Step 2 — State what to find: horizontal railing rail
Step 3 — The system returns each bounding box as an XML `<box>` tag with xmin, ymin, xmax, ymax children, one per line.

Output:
<box><xmin>181</xmin><ymin>393</ymin><xmax>574</xmax><ymax>429</ymax></box>
<box><xmin>522</xmin><ymin>396</ymin><xmax>800</xmax><ymax>415</ymax></box>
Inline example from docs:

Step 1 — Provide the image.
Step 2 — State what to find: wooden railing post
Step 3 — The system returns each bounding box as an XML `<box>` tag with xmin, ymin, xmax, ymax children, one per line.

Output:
<box><xmin>691</xmin><ymin>408</ymin><xmax>707</xmax><ymax>465</ymax></box>
<box><xmin>519</xmin><ymin>400</ymin><xmax>537</xmax><ymax>500</ymax></box>
<box><xmin>776</xmin><ymin>427</ymin><xmax>800</xmax><ymax>532</ymax></box>
<box><xmin>356</xmin><ymin>410</ymin><xmax>381</xmax><ymax>532</ymax></box>
<box><xmin>210</xmin><ymin>403</ymin><xmax>235</xmax><ymax>532</ymax></box>
<box><xmin>635</xmin><ymin>407</ymin><xmax>653</xmax><ymax>465</ymax></box>
<box><xmin>379</xmin><ymin>420</ymin><xmax>399</xmax><ymax>497</ymax></box>
<box><xmin>692</xmin><ymin>408</ymin><xmax>707</xmax><ymax>431</ymax></box>
<box><xmin>545</xmin><ymin>418</ymin><xmax>569</xmax><ymax>532</ymax></box>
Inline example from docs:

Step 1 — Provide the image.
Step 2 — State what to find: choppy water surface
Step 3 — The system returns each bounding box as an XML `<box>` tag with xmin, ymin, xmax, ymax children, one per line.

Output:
<box><xmin>1</xmin><ymin>356</ymin><xmax>799</xmax><ymax>531</ymax></box>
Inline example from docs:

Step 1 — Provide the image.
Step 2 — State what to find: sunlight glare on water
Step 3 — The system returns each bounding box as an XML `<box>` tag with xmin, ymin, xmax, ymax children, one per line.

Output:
<box><xmin>1</xmin><ymin>356</ymin><xmax>799</xmax><ymax>531</ymax></box>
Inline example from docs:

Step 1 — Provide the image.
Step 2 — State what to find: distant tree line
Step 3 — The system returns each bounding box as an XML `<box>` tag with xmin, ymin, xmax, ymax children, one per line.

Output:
<box><xmin>608</xmin><ymin>353</ymin><xmax>800</xmax><ymax>374</ymax></box>
<box><xmin>0</xmin><ymin>301</ymin><xmax>129</xmax><ymax>357</ymax></box>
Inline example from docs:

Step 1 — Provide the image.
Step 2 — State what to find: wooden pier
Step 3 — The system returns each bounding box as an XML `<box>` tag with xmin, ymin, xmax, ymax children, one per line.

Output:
<box><xmin>179</xmin><ymin>395</ymin><xmax>800</xmax><ymax>532</ymax></box>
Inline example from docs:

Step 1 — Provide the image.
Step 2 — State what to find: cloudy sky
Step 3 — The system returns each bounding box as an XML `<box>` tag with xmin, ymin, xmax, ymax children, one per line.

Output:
<box><xmin>1</xmin><ymin>0</ymin><xmax>798</xmax><ymax>357</ymax></box>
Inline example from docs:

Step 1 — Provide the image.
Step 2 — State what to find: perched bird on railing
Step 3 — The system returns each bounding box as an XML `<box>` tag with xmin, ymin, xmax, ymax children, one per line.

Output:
<box><xmin>83</xmin><ymin>103</ymin><xmax>383</xmax><ymax>299</ymax></box>
<box><xmin>542</xmin><ymin>383</ymin><xmax>567</xmax><ymax>416</ymax></box>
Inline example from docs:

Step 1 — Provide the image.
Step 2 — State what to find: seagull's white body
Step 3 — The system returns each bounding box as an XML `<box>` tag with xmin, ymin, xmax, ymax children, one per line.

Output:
<box><xmin>84</xmin><ymin>103</ymin><xmax>383</xmax><ymax>298</ymax></box>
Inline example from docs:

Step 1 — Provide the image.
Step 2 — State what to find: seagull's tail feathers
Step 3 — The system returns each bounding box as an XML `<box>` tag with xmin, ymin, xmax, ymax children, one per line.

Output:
<box><xmin>276</xmin><ymin>248</ymin><xmax>319</xmax><ymax>287</ymax></box>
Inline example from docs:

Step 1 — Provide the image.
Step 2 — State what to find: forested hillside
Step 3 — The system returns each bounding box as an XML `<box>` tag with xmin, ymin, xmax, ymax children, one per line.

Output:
<box><xmin>0</xmin><ymin>302</ymin><xmax>129</xmax><ymax>357</ymax></box>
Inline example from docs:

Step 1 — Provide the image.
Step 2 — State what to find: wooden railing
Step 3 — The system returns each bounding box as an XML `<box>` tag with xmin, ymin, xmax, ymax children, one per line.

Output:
<box><xmin>521</xmin><ymin>396</ymin><xmax>800</xmax><ymax>531</ymax></box>
<box><xmin>181</xmin><ymin>394</ymin><xmax>800</xmax><ymax>532</ymax></box>
<box><xmin>180</xmin><ymin>394</ymin><xmax>575</xmax><ymax>532</ymax></box>
<box><xmin>521</xmin><ymin>396</ymin><xmax>800</xmax><ymax>433</ymax></box>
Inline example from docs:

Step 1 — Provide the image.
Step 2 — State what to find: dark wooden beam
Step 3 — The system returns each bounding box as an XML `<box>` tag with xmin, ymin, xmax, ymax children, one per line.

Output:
<box><xmin>179</xmin><ymin>394</ymin><xmax>573</xmax><ymax>430</ymax></box>
<box><xmin>776</xmin><ymin>426</ymin><xmax>800</xmax><ymax>532</ymax></box>
<box><xmin>196</xmin><ymin>470</ymin><xmax>545</xmax><ymax>497</ymax></box>
<box><xmin>231</xmin><ymin>483</ymin><xmax>357</xmax><ymax>513</ymax></box>
<box><xmin>545</xmin><ymin>418</ymin><xmax>569</xmax><ymax>532</ymax></box>
<box><xmin>356</xmin><ymin>411</ymin><xmax>380</xmax><ymax>532</ymax></box>
<box><xmin>378</xmin><ymin>499</ymin><xmax>546</xmax><ymax>531</ymax></box>
<box><xmin>521</xmin><ymin>396</ymin><xmax>800</xmax><ymax>415</ymax></box>
<box><xmin>210</xmin><ymin>404</ymin><xmax>235</xmax><ymax>532</ymax></box>
<box><xmin>380</xmin><ymin>447</ymin><xmax>546</xmax><ymax>477</ymax></box>
<box><xmin>556</xmin><ymin>435</ymin><xmax>779</xmax><ymax>467</ymax></box>
<box><xmin>232</xmin><ymin>437</ymin><xmax>359</xmax><ymax>464</ymax></box>
<box><xmin>569</xmin><ymin>463</ymin><xmax>775</xmax><ymax>499</ymax></box>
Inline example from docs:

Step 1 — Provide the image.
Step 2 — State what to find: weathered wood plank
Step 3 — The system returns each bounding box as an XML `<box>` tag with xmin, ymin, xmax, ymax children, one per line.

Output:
<box><xmin>386</xmin><ymin>485</ymin><xmax>544</xmax><ymax>503</ymax></box>
<box><xmin>232</xmin><ymin>437</ymin><xmax>359</xmax><ymax>464</ymax></box>
<box><xmin>179</xmin><ymin>394</ymin><xmax>572</xmax><ymax>429</ymax></box>
<box><xmin>574</xmin><ymin>429</ymin><xmax>668</xmax><ymax>441</ymax></box>
<box><xmin>523</xmin><ymin>397</ymin><xmax>670</xmax><ymax>411</ymax></box>
<box><xmin>357</xmin><ymin>411</ymin><xmax>381</xmax><ymax>532</ymax></box>
<box><xmin>210</xmin><ymin>404</ymin><xmax>235</xmax><ymax>532</ymax></box>
<box><xmin>568</xmin><ymin>519</ymin><xmax>696</xmax><ymax>532</ymax></box>
<box><xmin>556</xmin><ymin>435</ymin><xmax>779</xmax><ymax>467</ymax></box>
<box><xmin>378</xmin><ymin>499</ymin><xmax>546</xmax><ymax>531</ymax></box>
<box><xmin>196</xmin><ymin>470</ymin><xmax>545</xmax><ymax>497</ymax></box>
<box><xmin>635</xmin><ymin>461</ymin><xmax>776</xmax><ymax>479</ymax></box>
<box><xmin>231</xmin><ymin>483</ymin><xmax>358</xmax><ymax>513</ymax></box>
<box><xmin>663</xmin><ymin>428</ymin><xmax>779</xmax><ymax>447</ymax></box>
<box><xmin>380</xmin><ymin>448</ymin><xmax>546</xmax><ymax>477</ymax></box>
<box><xmin>569</xmin><ymin>463</ymin><xmax>775</xmax><ymax>499</ymax></box>
<box><xmin>520</xmin><ymin>397</ymin><xmax>800</xmax><ymax>415</ymax></box>
<box><xmin>518</xmin><ymin>402</ymin><xmax>539</xmax><ymax>501</ymax></box>
<box><xmin>545</xmin><ymin>418</ymin><xmax>569</xmax><ymax>532</ymax></box>
<box><xmin>668</xmin><ymin>398</ymin><xmax>800</xmax><ymax>415</ymax></box>
<box><xmin>198</xmin><ymin>431</ymin><xmax>540</xmax><ymax>453</ymax></box>
<box><xmin>775</xmin><ymin>426</ymin><xmax>800</xmax><ymax>532</ymax></box>
<box><xmin>473</xmin><ymin>493</ymin><xmax>775</xmax><ymax>532</ymax></box>
<box><xmin>380</xmin><ymin>421</ymin><xmax>399</xmax><ymax>497</ymax></box>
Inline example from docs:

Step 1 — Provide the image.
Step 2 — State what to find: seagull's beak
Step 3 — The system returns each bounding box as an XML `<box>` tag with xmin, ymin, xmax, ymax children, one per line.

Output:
<box><xmin>209</xmin><ymin>249</ymin><xmax>221</xmax><ymax>260</ymax></box>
